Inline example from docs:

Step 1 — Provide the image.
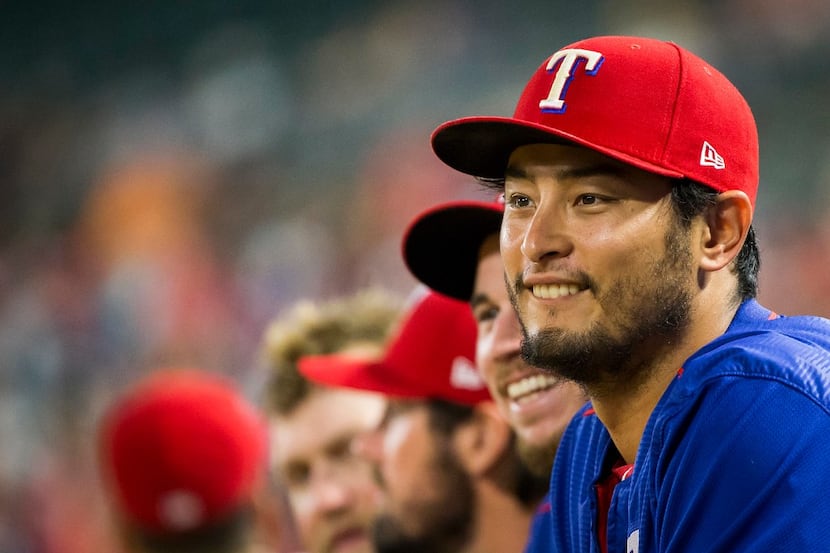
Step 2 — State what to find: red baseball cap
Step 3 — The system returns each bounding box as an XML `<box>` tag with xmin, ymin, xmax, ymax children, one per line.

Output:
<box><xmin>299</xmin><ymin>288</ymin><xmax>491</xmax><ymax>405</ymax></box>
<box><xmin>432</xmin><ymin>35</ymin><xmax>759</xmax><ymax>207</ymax></box>
<box><xmin>402</xmin><ymin>199</ymin><xmax>503</xmax><ymax>301</ymax></box>
<box><xmin>98</xmin><ymin>369</ymin><xmax>268</xmax><ymax>535</ymax></box>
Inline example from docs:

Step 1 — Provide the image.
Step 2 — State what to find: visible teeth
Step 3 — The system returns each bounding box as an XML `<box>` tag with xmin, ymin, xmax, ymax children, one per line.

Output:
<box><xmin>532</xmin><ymin>283</ymin><xmax>580</xmax><ymax>299</ymax></box>
<box><xmin>507</xmin><ymin>374</ymin><xmax>559</xmax><ymax>401</ymax></box>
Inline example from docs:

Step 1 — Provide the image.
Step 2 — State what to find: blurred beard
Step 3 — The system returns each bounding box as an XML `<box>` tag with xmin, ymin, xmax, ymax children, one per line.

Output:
<box><xmin>516</xmin><ymin>435</ymin><xmax>558</xmax><ymax>479</ymax></box>
<box><xmin>372</xmin><ymin>444</ymin><xmax>474</xmax><ymax>553</ymax></box>
<box><xmin>511</xmin><ymin>219</ymin><xmax>694</xmax><ymax>392</ymax></box>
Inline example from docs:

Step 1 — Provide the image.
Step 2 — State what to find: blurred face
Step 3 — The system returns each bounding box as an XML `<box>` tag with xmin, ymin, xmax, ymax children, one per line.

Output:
<box><xmin>500</xmin><ymin>144</ymin><xmax>694</xmax><ymax>388</ymax></box>
<box><xmin>358</xmin><ymin>400</ymin><xmax>473</xmax><ymax>553</ymax></box>
<box><xmin>472</xmin><ymin>234</ymin><xmax>587</xmax><ymax>476</ymax></box>
<box><xmin>272</xmin><ymin>388</ymin><xmax>386</xmax><ymax>553</ymax></box>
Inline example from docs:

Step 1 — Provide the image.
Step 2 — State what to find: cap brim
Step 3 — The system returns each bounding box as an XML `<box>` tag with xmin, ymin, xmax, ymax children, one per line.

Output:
<box><xmin>299</xmin><ymin>354</ymin><xmax>422</xmax><ymax>399</ymax></box>
<box><xmin>432</xmin><ymin>116</ymin><xmax>685</xmax><ymax>180</ymax></box>
<box><xmin>402</xmin><ymin>201</ymin><xmax>503</xmax><ymax>301</ymax></box>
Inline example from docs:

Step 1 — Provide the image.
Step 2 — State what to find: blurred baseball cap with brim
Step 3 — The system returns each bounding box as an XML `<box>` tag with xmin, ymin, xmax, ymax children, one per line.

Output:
<box><xmin>98</xmin><ymin>368</ymin><xmax>268</xmax><ymax>535</ymax></box>
<box><xmin>402</xmin><ymin>199</ymin><xmax>503</xmax><ymax>302</ymax></box>
<box><xmin>299</xmin><ymin>287</ymin><xmax>490</xmax><ymax>406</ymax></box>
<box><xmin>432</xmin><ymin>35</ymin><xmax>759</xmax><ymax>208</ymax></box>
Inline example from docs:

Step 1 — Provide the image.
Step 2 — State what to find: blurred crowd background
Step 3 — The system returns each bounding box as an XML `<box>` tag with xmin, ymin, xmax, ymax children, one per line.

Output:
<box><xmin>2</xmin><ymin>1</ymin><xmax>830</xmax><ymax>551</ymax></box>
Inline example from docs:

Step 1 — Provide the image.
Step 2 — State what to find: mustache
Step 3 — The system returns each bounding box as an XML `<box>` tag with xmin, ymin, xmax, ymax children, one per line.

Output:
<box><xmin>504</xmin><ymin>269</ymin><xmax>595</xmax><ymax>350</ymax></box>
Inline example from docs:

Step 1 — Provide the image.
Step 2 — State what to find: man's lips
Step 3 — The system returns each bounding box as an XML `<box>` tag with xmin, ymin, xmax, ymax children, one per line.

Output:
<box><xmin>328</xmin><ymin>526</ymin><xmax>369</xmax><ymax>552</ymax></box>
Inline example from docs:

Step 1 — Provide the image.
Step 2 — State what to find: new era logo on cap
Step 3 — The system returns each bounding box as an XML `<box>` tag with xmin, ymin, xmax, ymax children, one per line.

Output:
<box><xmin>159</xmin><ymin>489</ymin><xmax>205</xmax><ymax>531</ymax></box>
<box><xmin>700</xmin><ymin>141</ymin><xmax>725</xmax><ymax>169</ymax></box>
<box><xmin>450</xmin><ymin>356</ymin><xmax>486</xmax><ymax>391</ymax></box>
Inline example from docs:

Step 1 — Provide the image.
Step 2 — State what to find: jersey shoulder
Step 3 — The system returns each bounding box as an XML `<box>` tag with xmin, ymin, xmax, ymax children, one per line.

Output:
<box><xmin>681</xmin><ymin>301</ymin><xmax>830</xmax><ymax>409</ymax></box>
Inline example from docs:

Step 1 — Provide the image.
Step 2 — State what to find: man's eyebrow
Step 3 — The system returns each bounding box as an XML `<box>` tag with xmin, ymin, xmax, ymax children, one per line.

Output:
<box><xmin>470</xmin><ymin>292</ymin><xmax>492</xmax><ymax>310</ymax></box>
<box><xmin>324</xmin><ymin>432</ymin><xmax>357</xmax><ymax>453</ymax></box>
<box><xmin>504</xmin><ymin>166</ymin><xmax>529</xmax><ymax>181</ymax></box>
<box><xmin>504</xmin><ymin>161</ymin><xmax>627</xmax><ymax>182</ymax></box>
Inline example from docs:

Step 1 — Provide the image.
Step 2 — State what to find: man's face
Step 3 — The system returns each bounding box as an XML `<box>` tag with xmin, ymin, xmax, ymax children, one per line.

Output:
<box><xmin>360</xmin><ymin>400</ymin><xmax>474</xmax><ymax>553</ymax></box>
<box><xmin>272</xmin><ymin>388</ymin><xmax>386</xmax><ymax>553</ymax></box>
<box><xmin>500</xmin><ymin>144</ymin><xmax>694</xmax><ymax>389</ymax></box>
<box><xmin>472</xmin><ymin>234</ymin><xmax>587</xmax><ymax>476</ymax></box>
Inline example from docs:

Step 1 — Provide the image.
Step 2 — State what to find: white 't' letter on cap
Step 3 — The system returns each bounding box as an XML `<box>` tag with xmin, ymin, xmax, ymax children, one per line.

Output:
<box><xmin>539</xmin><ymin>48</ymin><xmax>605</xmax><ymax>113</ymax></box>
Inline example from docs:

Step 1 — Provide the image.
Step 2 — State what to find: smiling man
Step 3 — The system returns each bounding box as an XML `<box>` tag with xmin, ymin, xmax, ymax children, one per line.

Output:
<box><xmin>403</xmin><ymin>199</ymin><xmax>587</xmax><ymax>479</ymax></box>
<box><xmin>402</xmin><ymin>198</ymin><xmax>587</xmax><ymax>552</ymax></box>
<box><xmin>428</xmin><ymin>35</ymin><xmax>830</xmax><ymax>552</ymax></box>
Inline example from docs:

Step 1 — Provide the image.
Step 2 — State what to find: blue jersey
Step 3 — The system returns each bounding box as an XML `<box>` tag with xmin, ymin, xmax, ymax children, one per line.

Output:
<box><xmin>528</xmin><ymin>300</ymin><xmax>830</xmax><ymax>552</ymax></box>
<box><xmin>524</xmin><ymin>499</ymin><xmax>554</xmax><ymax>553</ymax></box>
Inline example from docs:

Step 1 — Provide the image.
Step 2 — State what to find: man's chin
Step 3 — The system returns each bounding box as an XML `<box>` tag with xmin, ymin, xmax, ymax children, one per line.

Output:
<box><xmin>517</xmin><ymin>437</ymin><xmax>557</xmax><ymax>479</ymax></box>
<box><xmin>373</xmin><ymin>515</ymin><xmax>460</xmax><ymax>553</ymax></box>
<box><xmin>326</xmin><ymin>528</ymin><xmax>374</xmax><ymax>553</ymax></box>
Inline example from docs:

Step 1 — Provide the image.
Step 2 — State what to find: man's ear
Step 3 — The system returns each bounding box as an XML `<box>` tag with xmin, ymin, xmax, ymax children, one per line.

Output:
<box><xmin>451</xmin><ymin>401</ymin><xmax>512</xmax><ymax>476</ymax></box>
<box><xmin>698</xmin><ymin>190</ymin><xmax>753</xmax><ymax>272</ymax></box>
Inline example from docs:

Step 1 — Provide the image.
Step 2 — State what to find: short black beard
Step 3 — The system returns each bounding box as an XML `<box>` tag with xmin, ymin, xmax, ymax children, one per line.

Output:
<box><xmin>372</xmin><ymin>442</ymin><xmax>475</xmax><ymax>553</ymax></box>
<box><xmin>510</xmin><ymin>219</ymin><xmax>694</xmax><ymax>393</ymax></box>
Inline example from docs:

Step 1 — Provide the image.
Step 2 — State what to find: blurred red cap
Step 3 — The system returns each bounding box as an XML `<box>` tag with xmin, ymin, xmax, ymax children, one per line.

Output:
<box><xmin>98</xmin><ymin>368</ymin><xmax>267</xmax><ymax>534</ymax></box>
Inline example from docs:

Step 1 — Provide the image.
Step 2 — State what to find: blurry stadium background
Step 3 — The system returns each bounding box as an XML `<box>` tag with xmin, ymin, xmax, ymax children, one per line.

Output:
<box><xmin>2</xmin><ymin>1</ymin><xmax>830</xmax><ymax>550</ymax></box>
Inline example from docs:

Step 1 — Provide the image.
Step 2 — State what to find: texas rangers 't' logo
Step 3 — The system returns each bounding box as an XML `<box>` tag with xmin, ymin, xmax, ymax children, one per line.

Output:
<box><xmin>539</xmin><ymin>48</ymin><xmax>604</xmax><ymax>113</ymax></box>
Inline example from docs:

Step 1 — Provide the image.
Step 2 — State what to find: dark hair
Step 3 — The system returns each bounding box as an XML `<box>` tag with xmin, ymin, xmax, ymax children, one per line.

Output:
<box><xmin>121</xmin><ymin>506</ymin><xmax>253</xmax><ymax>553</ymax></box>
<box><xmin>424</xmin><ymin>398</ymin><xmax>476</xmax><ymax>435</ymax></box>
<box><xmin>670</xmin><ymin>179</ymin><xmax>759</xmax><ymax>301</ymax></box>
<box><xmin>424</xmin><ymin>399</ymin><xmax>547</xmax><ymax>508</ymax></box>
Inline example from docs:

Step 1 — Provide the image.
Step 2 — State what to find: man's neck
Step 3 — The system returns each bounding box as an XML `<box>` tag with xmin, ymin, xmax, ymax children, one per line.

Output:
<box><xmin>590</xmin><ymin>362</ymin><xmax>679</xmax><ymax>464</ymax></box>
<box><xmin>589</xmin><ymin>295</ymin><xmax>740</xmax><ymax>464</ymax></box>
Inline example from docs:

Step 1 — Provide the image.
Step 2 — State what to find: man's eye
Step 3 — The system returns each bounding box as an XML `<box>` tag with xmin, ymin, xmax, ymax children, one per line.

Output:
<box><xmin>283</xmin><ymin>464</ymin><xmax>310</xmax><ymax>486</ymax></box>
<box><xmin>507</xmin><ymin>194</ymin><xmax>531</xmax><ymax>208</ymax></box>
<box><xmin>577</xmin><ymin>194</ymin><xmax>599</xmax><ymax>205</ymax></box>
<box><xmin>474</xmin><ymin>306</ymin><xmax>499</xmax><ymax>323</ymax></box>
<box><xmin>329</xmin><ymin>438</ymin><xmax>355</xmax><ymax>461</ymax></box>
